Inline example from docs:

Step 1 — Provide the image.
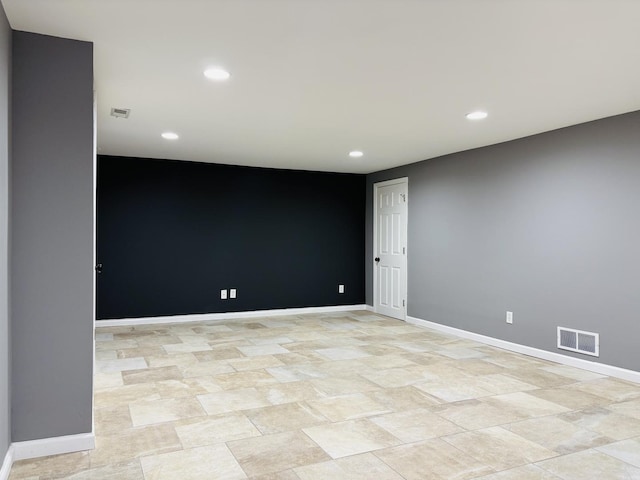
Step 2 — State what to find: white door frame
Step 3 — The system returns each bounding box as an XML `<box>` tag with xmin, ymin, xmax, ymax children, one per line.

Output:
<box><xmin>373</xmin><ymin>177</ymin><xmax>408</xmax><ymax>320</ymax></box>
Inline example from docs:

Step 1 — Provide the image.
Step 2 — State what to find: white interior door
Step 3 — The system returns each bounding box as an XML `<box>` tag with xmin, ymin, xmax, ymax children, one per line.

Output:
<box><xmin>374</xmin><ymin>178</ymin><xmax>408</xmax><ymax>320</ymax></box>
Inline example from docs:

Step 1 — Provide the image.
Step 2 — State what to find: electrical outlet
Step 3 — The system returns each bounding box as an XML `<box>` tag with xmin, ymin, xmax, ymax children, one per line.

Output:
<box><xmin>230</xmin><ymin>288</ymin><xmax>237</xmax><ymax>299</ymax></box>
<box><xmin>506</xmin><ymin>311</ymin><xmax>513</xmax><ymax>324</ymax></box>
<box><xmin>338</xmin><ymin>284</ymin><xmax>345</xmax><ymax>294</ymax></box>
<box><xmin>220</xmin><ymin>289</ymin><xmax>228</xmax><ymax>300</ymax></box>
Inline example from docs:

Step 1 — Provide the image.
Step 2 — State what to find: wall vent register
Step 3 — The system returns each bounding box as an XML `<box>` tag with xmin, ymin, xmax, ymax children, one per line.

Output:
<box><xmin>110</xmin><ymin>107</ymin><xmax>130</xmax><ymax>118</ymax></box>
<box><xmin>557</xmin><ymin>326</ymin><xmax>599</xmax><ymax>357</ymax></box>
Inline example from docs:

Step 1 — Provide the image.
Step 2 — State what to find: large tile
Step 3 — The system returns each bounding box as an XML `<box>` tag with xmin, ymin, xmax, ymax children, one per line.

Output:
<box><xmin>310</xmin><ymin>375</ymin><xmax>379</xmax><ymax>396</ymax></box>
<box><xmin>9</xmin><ymin>452</ymin><xmax>90</xmax><ymax>479</ymax></box>
<box><xmin>442</xmin><ymin>427</ymin><xmax>558</xmax><ymax>471</ymax></box>
<box><xmin>596</xmin><ymin>437</ymin><xmax>640</xmax><ymax>468</ymax></box>
<box><xmin>535</xmin><ymin>449</ymin><xmax>640</xmax><ymax>480</ymax></box>
<box><xmin>238</xmin><ymin>344</ymin><xmax>291</xmax><ymax>357</ymax></box>
<box><xmin>228</xmin><ymin>355</ymin><xmax>285</xmax><ymax>371</ymax></box>
<box><xmin>567</xmin><ymin>377</ymin><xmax>640</xmax><ymax>402</ymax></box>
<box><xmin>94</xmin><ymin>404</ymin><xmax>133</xmax><ymax>435</ymax></box>
<box><xmin>436</xmin><ymin>346</ymin><xmax>486</xmax><ymax>359</ymax></box>
<box><xmin>155</xmin><ymin>376</ymin><xmax>223</xmax><ymax>398</ymax></box>
<box><xmin>540</xmin><ymin>365</ymin><xmax>604</xmax><ymax>382</ymax></box>
<box><xmin>606</xmin><ymin>398</ymin><xmax>640</xmax><ymax>420</ymax></box>
<box><xmin>314</xmin><ymin>347</ymin><xmax>370</xmax><ymax>361</ymax></box>
<box><xmin>257</xmin><ymin>381</ymin><xmax>324</xmax><ymax>405</ymax></box>
<box><xmin>267</xmin><ymin>364</ymin><xmax>327</xmax><ymax>383</ymax></box>
<box><xmin>245</xmin><ymin>402</ymin><xmax>328</xmax><ymax>434</ymax></box>
<box><xmin>433</xmin><ymin>398</ymin><xmax>527</xmax><ymax>430</ymax></box>
<box><xmin>94</xmin><ymin>383</ymin><xmax>160</xmax><ymax>408</ymax></box>
<box><xmin>94</xmin><ymin>372</ymin><xmax>124</xmax><ymax>390</ymax></box>
<box><xmin>174</xmin><ymin>413</ymin><xmax>261</xmax><ymax>448</ymax></box>
<box><xmin>67</xmin><ymin>461</ymin><xmax>144</xmax><ymax>479</ymax></box>
<box><xmin>146</xmin><ymin>353</ymin><xmax>199</xmax><ymax>368</ymax></box>
<box><xmin>250</xmin><ymin>336</ymin><xmax>294</xmax><ymax>346</ymax></box>
<box><xmin>141</xmin><ymin>445</ymin><xmax>246</xmax><ymax>480</ymax></box>
<box><xmin>96</xmin><ymin>357</ymin><xmax>148</xmax><ymax>373</ymax></box>
<box><xmin>485</xmin><ymin>392</ymin><xmax>571</xmax><ymax>418</ymax></box>
<box><xmin>413</xmin><ymin>379</ymin><xmax>494</xmax><ymax>402</ymax></box>
<box><xmin>528</xmin><ymin>386</ymin><xmax>612</xmax><ymax>410</ymax></box>
<box><xmin>250</xmin><ymin>471</ymin><xmax>301</xmax><ymax>480</ymax></box>
<box><xmin>368</xmin><ymin>385</ymin><xmax>442</xmax><ymax>411</ymax></box>
<box><xmin>273</xmin><ymin>351</ymin><xmax>326</xmax><ymax>365</ymax></box>
<box><xmin>118</xmin><ymin>346</ymin><xmax>166</xmax><ymax>359</ymax></box>
<box><xmin>163</xmin><ymin>343</ymin><xmax>212</xmax><ymax>353</ymax></box>
<box><xmin>371</xmin><ymin>408</ymin><xmax>462</xmax><ymax>442</ymax></box>
<box><xmin>294</xmin><ymin>453</ymin><xmax>403</xmax><ymax>480</ymax></box>
<box><xmin>312</xmin><ymin>359</ymin><xmax>373</xmax><ymax>377</ymax></box>
<box><xmin>503</xmin><ymin>368</ymin><xmax>576</xmax><ymax>388</ymax></box>
<box><xmin>129</xmin><ymin>396</ymin><xmax>205</xmax><ymax>426</ymax></box>
<box><xmin>560</xmin><ymin>407</ymin><xmax>640</xmax><ymax>440</ymax></box>
<box><xmin>374</xmin><ymin>438</ymin><xmax>494</xmax><ymax>480</ymax></box>
<box><xmin>194</xmin><ymin>347</ymin><xmax>244</xmax><ymax>362</ymax></box>
<box><xmin>303</xmin><ymin>419</ymin><xmax>401</xmax><ymax>459</ymax></box>
<box><xmin>307</xmin><ymin>393</ymin><xmax>391</xmax><ymax>422</ymax></box>
<box><xmin>89</xmin><ymin>424</ymin><xmax>182</xmax><ymax>466</ymax></box>
<box><xmin>357</xmin><ymin>354</ymin><xmax>417</xmax><ymax>370</ymax></box>
<box><xmin>474</xmin><ymin>464</ymin><xmax>562</xmax><ymax>479</ymax></box>
<box><xmin>504</xmin><ymin>416</ymin><xmax>613</xmax><ymax>454</ymax></box>
<box><xmin>214</xmin><ymin>370</ymin><xmax>278</xmax><ymax>390</ymax></box>
<box><xmin>362</xmin><ymin>367</ymin><xmax>432</xmax><ymax>388</ymax></box>
<box><xmin>179</xmin><ymin>359</ymin><xmax>235</xmax><ymax>378</ymax></box>
<box><xmin>228</xmin><ymin>431</ymin><xmax>329</xmax><ymax>477</ymax></box>
<box><xmin>197</xmin><ymin>387</ymin><xmax>271</xmax><ymax>415</ymax></box>
<box><xmin>122</xmin><ymin>366</ymin><xmax>182</xmax><ymax>385</ymax></box>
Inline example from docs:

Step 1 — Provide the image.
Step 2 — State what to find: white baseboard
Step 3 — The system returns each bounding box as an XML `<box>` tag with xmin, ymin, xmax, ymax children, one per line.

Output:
<box><xmin>11</xmin><ymin>432</ymin><xmax>95</xmax><ymax>462</ymax></box>
<box><xmin>0</xmin><ymin>447</ymin><xmax>12</xmax><ymax>480</ymax></box>
<box><xmin>406</xmin><ymin>316</ymin><xmax>640</xmax><ymax>384</ymax></box>
<box><xmin>96</xmin><ymin>304</ymin><xmax>368</xmax><ymax>327</ymax></box>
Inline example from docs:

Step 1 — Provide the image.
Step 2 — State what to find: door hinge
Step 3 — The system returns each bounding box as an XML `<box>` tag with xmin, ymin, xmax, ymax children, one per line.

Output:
<box><xmin>400</xmin><ymin>193</ymin><xmax>406</xmax><ymax>202</ymax></box>
<box><xmin>403</xmin><ymin>247</ymin><xmax>406</xmax><ymax>254</ymax></box>
<box><xmin>402</xmin><ymin>299</ymin><xmax>405</xmax><ymax>307</ymax></box>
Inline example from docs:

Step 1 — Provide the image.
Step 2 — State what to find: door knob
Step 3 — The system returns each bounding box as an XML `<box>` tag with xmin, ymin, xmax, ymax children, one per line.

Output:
<box><xmin>95</xmin><ymin>263</ymin><xmax>103</xmax><ymax>274</ymax></box>
<box><xmin>374</xmin><ymin>257</ymin><xmax>380</xmax><ymax>263</ymax></box>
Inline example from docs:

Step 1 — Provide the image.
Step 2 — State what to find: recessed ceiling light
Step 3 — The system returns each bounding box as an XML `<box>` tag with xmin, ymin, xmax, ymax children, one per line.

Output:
<box><xmin>161</xmin><ymin>132</ymin><xmax>179</xmax><ymax>140</ymax></box>
<box><xmin>204</xmin><ymin>67</ymin><xmax>231</xmax><ymax>81</ymax></box>
<box><xmin>466</xmin><ymin>111</ymin><xmax>488</xmax><ymax>120</ymax></box>
<box><xmin>349</xmin><ymin>151</ymin><xmax>364</xmax><ymax>158</ymax></box>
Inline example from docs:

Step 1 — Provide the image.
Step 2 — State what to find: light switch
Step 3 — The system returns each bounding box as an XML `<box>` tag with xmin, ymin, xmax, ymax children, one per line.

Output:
<box><xmin>220</xmin><ymin>289</ymin><xmax>228</xmax><ymax>300</ymax></box>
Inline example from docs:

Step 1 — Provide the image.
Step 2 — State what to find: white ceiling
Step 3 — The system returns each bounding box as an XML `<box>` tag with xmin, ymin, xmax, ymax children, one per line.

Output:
<box><xmin>3</xmin><ymin>0</ymin><xmax>640</xmax><ymax>174</ymax></box>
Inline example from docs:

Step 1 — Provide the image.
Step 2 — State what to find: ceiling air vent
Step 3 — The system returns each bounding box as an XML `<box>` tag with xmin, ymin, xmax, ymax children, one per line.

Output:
<box><xmin>110</xmin><ymin>107</ymin><xmax>130</xmax><ymax>119</ymax></box>
<box><xmin>557</xmin><ymin>326</ymin><xmax>599</xmax><ymax>357</ymax></box>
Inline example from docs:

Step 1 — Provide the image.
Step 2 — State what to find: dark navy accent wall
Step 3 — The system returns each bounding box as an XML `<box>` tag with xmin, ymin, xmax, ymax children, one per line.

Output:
<box><xmin>97</xmin><ymin>156</ymin><xmax>365</xmax><ymax>319</ymax></box>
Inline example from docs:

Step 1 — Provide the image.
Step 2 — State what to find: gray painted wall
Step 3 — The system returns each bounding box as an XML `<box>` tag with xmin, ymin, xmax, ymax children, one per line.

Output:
<box><xmin>367</xmin><ymin>111</ymin><xmax>640</xmax><ymax>372</ymax></box>
<box><xmin>0</xmin><ymin>1</ymin><xmax>11</xmax><ymax>461</ymax></box>
<box><xmin>11</xmin><ymin>32</ymin><xmax>94</xmax><ymax>441</ymax></box>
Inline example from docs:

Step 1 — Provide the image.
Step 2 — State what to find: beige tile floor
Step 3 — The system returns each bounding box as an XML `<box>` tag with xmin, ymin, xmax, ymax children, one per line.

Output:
<box><xmin>9</xmin><ymin>311</ymin><xmax>640</xmax><ymax>479</ymax></box>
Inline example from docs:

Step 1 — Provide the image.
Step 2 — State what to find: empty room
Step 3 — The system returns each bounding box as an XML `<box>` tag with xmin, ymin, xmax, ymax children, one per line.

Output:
<box><xmin>2</xmin><ymin>1</ymin><xmax>640</xmax><ymax>479</ymax></box>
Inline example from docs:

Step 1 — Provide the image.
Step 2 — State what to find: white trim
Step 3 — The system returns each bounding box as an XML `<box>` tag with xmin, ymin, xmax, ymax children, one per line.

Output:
<box><xmin>96</xmin><ymin>304</ymin><xmax>368</xmax><ymax>327</ymax></box>
<box><xmin>373</xmin><ymin>177</ymin><xmax>408</xmax><ymax>321</ymax></box>
<box><xmin>0</xmin><ymin>447</ymin><xmax>13</xmax><ymax>480</ymax></box>
<box><xmin>91</xmin><ymin>86</ymin><xmax>97</xmax><ymax>450</ymax></box>
<box><xmin>11</xmin><ymin>432</ymin><xmax>95</xmax><ymax>462</ymax></box>
<box><xmin>406</xmin><ymin>316</ymin><xmax>640</xmax><ymax>384</ymax></box>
